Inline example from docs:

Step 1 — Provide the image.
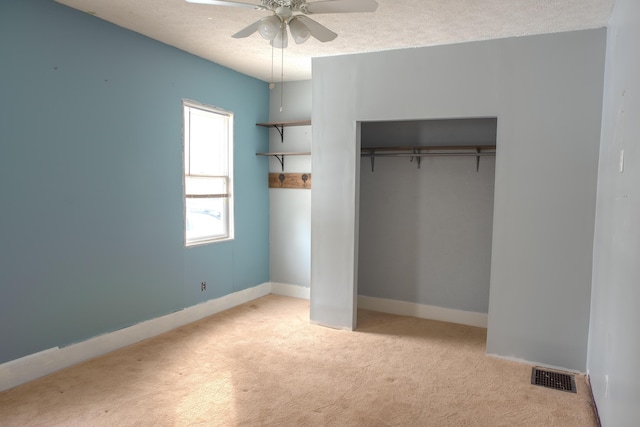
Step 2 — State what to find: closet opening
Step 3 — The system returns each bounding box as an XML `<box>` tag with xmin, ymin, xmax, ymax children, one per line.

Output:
<box><xmin>356</xmin><ymin>117</ymin><xmax>497</xmax><ymax>329</ymax></box>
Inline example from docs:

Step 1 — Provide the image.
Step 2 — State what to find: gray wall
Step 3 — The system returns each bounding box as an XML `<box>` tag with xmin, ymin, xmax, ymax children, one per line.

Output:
<box><xmin>588</xmin><ymin>0</ymin><xmax>640</xmax><ymax>424</ymax></box>
<box><xmin>311</xmin><ymin>29</ymin><xmax>605</xmax><ymax>370</ymax></box>
<box><xmin>358</xmin><ymin>121</ymin><xmax>496</xmax><ymax>313</ymax></box>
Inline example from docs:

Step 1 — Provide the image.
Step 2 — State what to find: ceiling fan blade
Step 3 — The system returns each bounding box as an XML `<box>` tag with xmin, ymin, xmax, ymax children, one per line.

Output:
<box><xmin>303</xmin><ymin>0</ymin><xmax>378</xmax><ymax>14</ymax></box>
<box><xmin>295</xmin><ymin>16</ymin><xmax>337</xmax><ymax>42</ymax></box>
<box><xmin>231</xmin><ymin>19</ymin><xmax>263</xmax><ymax>38</ymax></box>
<box><xmin>185</xmin><ymin>0</ymin><xmax>264</xmax><ymax>10</ymax></box>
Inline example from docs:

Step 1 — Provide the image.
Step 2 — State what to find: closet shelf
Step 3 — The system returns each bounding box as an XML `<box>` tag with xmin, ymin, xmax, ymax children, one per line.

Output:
<box><xmin>256</xmin><ymin>151</ymin><xmax>311</xmax><ymax>172</ymax></box>
<box><xmin>256</xmin><ymin>120</ymin><xmax>311</xmax><ymax>143</ymax></box>
<box><xmin>361</xmin><ymin>145</ymin><xmax>496</xmax><ymax>172</ymax></box>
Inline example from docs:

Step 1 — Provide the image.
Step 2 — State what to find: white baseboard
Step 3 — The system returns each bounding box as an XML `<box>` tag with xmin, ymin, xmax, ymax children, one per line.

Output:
<box><xmin>357</xmin><ymin>295</ymin><xmax>488</xmax><ymax>328</ymax></box>
<box><xmin>485</xmin><ymin>353</ymin><xmax>585</xmax><ymax>375</ymax></box>
<box><xmin>270</xmin><ymin>282</ymin><xmax>310</xmax><ymax>299</ymax></box>
<box><xmin>0</xmin><ymin>282</ymin><xmax>271</xmax><ymax>392</ymax></box>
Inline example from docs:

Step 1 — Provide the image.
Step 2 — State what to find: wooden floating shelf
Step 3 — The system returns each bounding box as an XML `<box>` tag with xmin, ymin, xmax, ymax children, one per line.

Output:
<box><xmin>269</xmin><ymin>173</ymin><xmax>311</xmax><ymax>189</ymax></box>
<box><xmin>256</xmin><ymin>120</ymin><xmax>311</xmax><ymax>128</ymax></box>
<box><xmin>256</xmin><ymin>120</ymin><xmax>311</xmax><ymax>142</ymax></box>
<box><xmin>256</xmin><ymin>152</ymin><xmax>311</xmax><ymax>156</ymax></box>
<box><xmin>256</xmin><ymin>152</ymin><xmax>311</xmax><ymax>172</ymax></box>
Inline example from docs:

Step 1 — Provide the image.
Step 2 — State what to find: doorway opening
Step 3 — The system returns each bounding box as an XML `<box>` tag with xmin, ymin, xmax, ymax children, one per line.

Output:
<box><xmin>356</xmin><ymin>117</ymin><xmax>497</xmax><ymax>329</ymax></box>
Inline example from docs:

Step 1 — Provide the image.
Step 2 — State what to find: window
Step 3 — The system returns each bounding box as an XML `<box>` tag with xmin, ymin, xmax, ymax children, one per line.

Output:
<box><xmin>183</xmin><ymin>100</ymin><xmax>233</xmax><ymax>246</ymax></box>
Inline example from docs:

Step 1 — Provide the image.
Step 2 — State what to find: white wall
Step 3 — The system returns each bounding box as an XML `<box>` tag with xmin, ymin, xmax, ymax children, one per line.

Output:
<box><xmin>268</xmin><ymin>81</ymin><xmax>312</xmax><ymax>288</ymax></box>
<box><xmin>588</xmin><ymin>0</ymin><xmax>640</xmax><ymax>424</ymax></box>
<box><xmin>311</xmin><ymin>29</ymin><xmax>606</xmax><ymax>370</ymax></box>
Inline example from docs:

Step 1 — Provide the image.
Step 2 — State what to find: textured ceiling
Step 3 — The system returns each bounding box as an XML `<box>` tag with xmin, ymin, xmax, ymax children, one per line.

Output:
<box><xmin>55</xmin><ymin>0</ymin><xmax>614</xmax><ymax>82</ymax></box>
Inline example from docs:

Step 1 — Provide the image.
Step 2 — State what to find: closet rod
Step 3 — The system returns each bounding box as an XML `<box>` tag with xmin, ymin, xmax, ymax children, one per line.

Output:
<box><xmin>360</xmin><ymin>152</ymin><xmax>495</xmax><ymax>158</ymax></box>
<box><xmin>361</xmin><ymin>145</ymin><xmax>496</xmax><ymax>152</ymax></box>
<box><xmin>361</xmin><ymin>146</ymin><xmax>496</xmax><ymax>172</ymax></box>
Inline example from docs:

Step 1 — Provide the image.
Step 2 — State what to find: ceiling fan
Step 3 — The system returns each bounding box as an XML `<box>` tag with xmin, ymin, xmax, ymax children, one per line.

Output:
<box><xmin>185</xmin><ymin>0</ymin><xmax>379</xmax><ymax>48</ymax></box>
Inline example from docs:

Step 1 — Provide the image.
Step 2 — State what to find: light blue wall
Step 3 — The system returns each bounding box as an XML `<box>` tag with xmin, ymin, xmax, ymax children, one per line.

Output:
<box><xmin>588</xmin><ymin>0</ymin><xmax>640</xmax><ymax>424</ymax></box>
<box><xmin>0</xmin><ymin>0</ymin><xmax>270</xmax><ymax>364</ymax></box>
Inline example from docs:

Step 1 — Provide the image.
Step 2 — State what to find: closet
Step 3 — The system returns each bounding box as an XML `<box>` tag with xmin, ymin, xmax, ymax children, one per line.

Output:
<box><xmin>357</xmin><ymin>118</ymin><xmax>497</xmax><ymax>317</ymax></box>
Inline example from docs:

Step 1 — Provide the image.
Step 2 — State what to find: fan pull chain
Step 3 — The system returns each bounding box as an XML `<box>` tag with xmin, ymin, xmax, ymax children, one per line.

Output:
<box><xmin>280</xmin><ymin>36</ymin><xmax>284</xmax><ymax>112</ymax></box>
<box><xmin>280</xmin><ymin>24</ymin><xmax>284</xmax><ymax>112</ymax></box>
<box><xmin>269</xmin><ymin>44</ymin><xmax>275</xmax><ymax>90</ymax></box>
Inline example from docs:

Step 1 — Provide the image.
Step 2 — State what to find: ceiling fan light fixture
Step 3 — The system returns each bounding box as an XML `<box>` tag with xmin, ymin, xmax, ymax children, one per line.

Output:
<box><xmin>270</xmin><ymin>25</ymin><xmax>288</xmax><ymax>49</ymax></box>
<box><xmin>289</xmin><ymin>17</ymin><xmax>311</xmax><ymax>44</ymax></box>
<box><xmin>258</xmin><ymin>15</ymin><xmax>281</xmax><ymax>40</ymax></box>
<box><xmin>186</xmin><ymin>0</ymin><xmax>379</xmax><ymax>49</ymax></box>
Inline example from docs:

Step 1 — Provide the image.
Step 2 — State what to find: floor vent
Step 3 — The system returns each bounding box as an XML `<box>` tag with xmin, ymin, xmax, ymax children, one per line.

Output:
<box><xmin>531</xmin><ymin>367</ymin><xmax>576</xmax><ymax>393</ymax></box>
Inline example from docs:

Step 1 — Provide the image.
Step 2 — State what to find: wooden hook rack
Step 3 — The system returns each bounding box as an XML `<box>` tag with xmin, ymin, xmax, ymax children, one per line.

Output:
<box><xmin>268</xmin><ymin>173</ymin><xmax>311</xmax><ymax>189</ymax></box>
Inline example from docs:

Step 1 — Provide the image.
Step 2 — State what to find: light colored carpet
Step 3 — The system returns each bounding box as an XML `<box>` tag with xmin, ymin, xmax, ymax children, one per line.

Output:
<box><xmin>0</xmin><ymin>295</ymin><xmax>598</xmax><ymax>426</ymax></box>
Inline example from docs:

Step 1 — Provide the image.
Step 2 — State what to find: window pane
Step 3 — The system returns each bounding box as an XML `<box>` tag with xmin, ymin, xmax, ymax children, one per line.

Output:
<box><xmin>185</xmin><ymin>197</ymin><xmax>227</xmax><ymax>242</ymax></box>
<box><xmin>183</xmin><ymin>100</ymin><xmax>233</xmax><ymax>246</ymax></box>
<box><xmin>187</xmin><ymin>108</ymin><xmax>228</xmax><ymax>176</ymax></box>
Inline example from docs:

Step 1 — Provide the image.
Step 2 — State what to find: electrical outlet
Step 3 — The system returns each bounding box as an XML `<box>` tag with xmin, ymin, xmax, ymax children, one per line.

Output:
<box><xmin>201</xmin><ymin>281</ymin><xmax>207</xmax><ymax>291</ymax></box>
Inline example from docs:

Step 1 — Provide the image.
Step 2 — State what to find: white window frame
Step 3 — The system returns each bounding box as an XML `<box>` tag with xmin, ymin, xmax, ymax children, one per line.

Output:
<box><xmin>182</xmin><ymin>100</ymin><xmax>234</xmax><ymax>246</ymax></box>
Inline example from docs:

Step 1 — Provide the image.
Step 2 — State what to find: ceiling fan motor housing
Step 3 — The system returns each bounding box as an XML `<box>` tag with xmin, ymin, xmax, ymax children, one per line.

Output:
<box><xmin>262</xmin><ymin>0</ymin><xmax>308</xmax><ymax>13</ymax></box>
